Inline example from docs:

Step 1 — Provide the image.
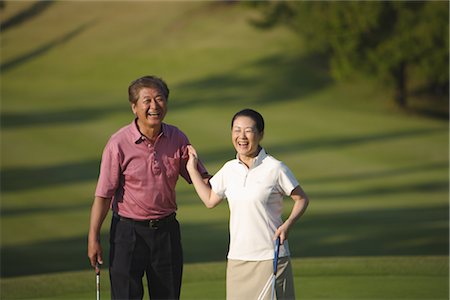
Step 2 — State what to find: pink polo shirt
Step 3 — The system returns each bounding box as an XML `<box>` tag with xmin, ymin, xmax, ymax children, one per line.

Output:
<box><xmin>95</xmin><ymin>119</ymin><xmax>208</xmax><ymax>220</ymax></box>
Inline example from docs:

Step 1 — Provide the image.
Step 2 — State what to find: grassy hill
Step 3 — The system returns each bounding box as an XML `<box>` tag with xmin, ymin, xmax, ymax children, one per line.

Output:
<box><xmin>1</xmin><ymin>1</ymin><xmax>448</xmax><ymax>299</ymax></box>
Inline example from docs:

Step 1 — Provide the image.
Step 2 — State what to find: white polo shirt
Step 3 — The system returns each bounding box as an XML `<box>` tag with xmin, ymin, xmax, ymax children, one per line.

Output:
<box><xmin>210</xmin><ymin>148</ymin><xmax>299</xmax><ymax>261</ymax></box>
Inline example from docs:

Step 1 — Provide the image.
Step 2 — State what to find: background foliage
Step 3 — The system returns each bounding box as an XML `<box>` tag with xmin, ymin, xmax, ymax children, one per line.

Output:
<box><xmin>249</xmin><ymin>1</ymin><xmax>449</xmax><ymax>109</ymax></box>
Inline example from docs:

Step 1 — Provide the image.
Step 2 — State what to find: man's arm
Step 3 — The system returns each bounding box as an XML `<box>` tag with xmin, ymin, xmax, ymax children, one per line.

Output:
<box><xmin>88</xmin><ymin>196</ymin><xmax>112</xmax><ymax>272</ymax></box>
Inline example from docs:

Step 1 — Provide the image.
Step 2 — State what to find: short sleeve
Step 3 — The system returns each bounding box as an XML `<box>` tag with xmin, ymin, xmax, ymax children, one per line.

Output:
<box><xmin>209</xmin><ymin>165</ymin><xmax>227</xmax><ymax>199</ymax></box>
<box><xmin>95</xmin><ymin>140</ymin><xmax>121</xmax><ymax>198</ymax></box>
<box><xmin>277</xmin><ymin>162</ymin><xmax>299</xmax><ymax>196</ymax></box>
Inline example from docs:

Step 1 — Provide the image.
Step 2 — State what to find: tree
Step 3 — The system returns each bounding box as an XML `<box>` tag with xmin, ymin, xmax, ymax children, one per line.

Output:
<box><xmin>249</xmin><ymin>1</ymin><xmax>449</xmax><ymax>108</ymax></box>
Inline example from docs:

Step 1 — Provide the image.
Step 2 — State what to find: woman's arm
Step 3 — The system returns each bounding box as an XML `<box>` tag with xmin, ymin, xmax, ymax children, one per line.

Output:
<box><xmin>186</xmin><ymin>145</ymin><xmax>223</xmax><ymax>208</ymax></box>
<box><xmin>275</xmin><ymin>185</ymin><xmax>309</xmax><ymax>244</ymax></box>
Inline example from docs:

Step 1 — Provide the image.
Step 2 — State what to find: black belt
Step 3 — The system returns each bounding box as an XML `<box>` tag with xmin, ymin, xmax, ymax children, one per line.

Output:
<box><xmin>115</xmin><ymin>212</ymin><xmax>176</xmax><ymax>229</ymax></box>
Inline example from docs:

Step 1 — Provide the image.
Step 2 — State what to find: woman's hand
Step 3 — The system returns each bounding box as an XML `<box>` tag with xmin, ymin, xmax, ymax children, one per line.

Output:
<box><xmin>186</xmin><ymin>145</ymin><xmax>199</xmax><ymax>172</ymax></box>
<box><xmin>274</xmin><ymin>220</ymin><xmax>292</xmax><ymax>245</ymax></box>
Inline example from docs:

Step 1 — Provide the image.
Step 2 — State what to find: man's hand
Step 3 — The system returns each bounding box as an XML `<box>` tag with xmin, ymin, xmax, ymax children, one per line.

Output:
<box><xmin>88</xmin><ymin>238</ymin><xmax>103</xmax><ymax>273</ymax></box>
<box><xmin>87</xmin><ymin>196</ymin><xmax>111</xmax><ymax>273</ymax></box>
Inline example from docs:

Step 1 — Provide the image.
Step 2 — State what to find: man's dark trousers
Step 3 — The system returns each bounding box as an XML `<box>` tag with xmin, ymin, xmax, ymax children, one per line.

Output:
<box><xmin>109</xmin><ymin>214</ymin><xmax>183</xmax><ymax>300</ymax></box>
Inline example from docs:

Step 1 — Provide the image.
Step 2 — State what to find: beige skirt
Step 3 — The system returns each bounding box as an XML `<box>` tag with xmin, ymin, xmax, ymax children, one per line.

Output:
<box><xmin>226</xmin><ymin>257</ymin><xmax>295</xmax><ymax>300</ymax></box>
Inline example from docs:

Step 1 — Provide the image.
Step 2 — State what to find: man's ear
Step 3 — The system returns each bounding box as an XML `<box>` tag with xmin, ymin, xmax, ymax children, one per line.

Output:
<box><xmin>131</xmin><ymin>103</ymin><xmax>137</xmax><ymax>116</ymax></box>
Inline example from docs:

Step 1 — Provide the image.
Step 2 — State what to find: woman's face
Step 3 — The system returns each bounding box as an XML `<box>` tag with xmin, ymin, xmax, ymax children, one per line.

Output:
<box><xmin>231</xmin><ymin>116</ymin><xmax>263</xmax><ymax>159</ymax></box>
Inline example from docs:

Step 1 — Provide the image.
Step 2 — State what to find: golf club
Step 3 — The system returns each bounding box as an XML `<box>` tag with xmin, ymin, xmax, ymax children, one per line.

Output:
<box><xmin>96</xmin><ymin>263</ymin><xmax>100</xmax><ymax>300</ymax></box>
<box><xmin>257</xmin><ymin>237</ymin><xmax>281</xmax><ymax>300</ymax></box>
<box><xmin>271</xmin><ymin>237</ymin><xmax>281</xmax><ymax>300</ymax></box>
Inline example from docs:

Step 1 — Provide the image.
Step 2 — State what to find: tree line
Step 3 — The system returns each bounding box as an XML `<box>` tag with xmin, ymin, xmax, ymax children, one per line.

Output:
<box><xmin>248</xmin><ymin>1</ymin><xmax>449</xmax><ymax>110</ymax></box>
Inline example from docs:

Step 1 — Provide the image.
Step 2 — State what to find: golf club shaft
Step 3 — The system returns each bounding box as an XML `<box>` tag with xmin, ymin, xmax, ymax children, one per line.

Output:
<box><xmin>273</xmin><ymin>237</ymin><xmax>280</xmax><ymax>274</ymax></box>
<box><xmin>271</xmin><ymin>237</ymin><xmax>281</xmax><ymax>300</ymax></box>
<box><xmin>96</xmin><ymin>263</ymin><xmax>100</xmax><ymax>300</ymax></box>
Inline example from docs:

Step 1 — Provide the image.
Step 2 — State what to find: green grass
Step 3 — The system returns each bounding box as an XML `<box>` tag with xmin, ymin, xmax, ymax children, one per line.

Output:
<box><xmin>1</xmin><ymin>1</ymin><xmax>448</xmax><ymax>299</ymax></box>
<box><xmin>1</xmin><ymin>257</ymin><xmax>448</xmax><ymax>299</ymax></box>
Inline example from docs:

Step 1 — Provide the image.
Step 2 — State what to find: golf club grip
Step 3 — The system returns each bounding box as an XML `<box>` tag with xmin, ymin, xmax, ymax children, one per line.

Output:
<box><xmin>273</xmin><ymin>237</ymin><xmax>281</xmax><ymax>275</ymax></box>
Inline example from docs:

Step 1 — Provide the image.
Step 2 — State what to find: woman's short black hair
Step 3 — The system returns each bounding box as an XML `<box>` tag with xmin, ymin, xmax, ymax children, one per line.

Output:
<box><xmin>231</xmin><ymin>108</ymin><xmax>265</xmax><ymax>133</ymax></box>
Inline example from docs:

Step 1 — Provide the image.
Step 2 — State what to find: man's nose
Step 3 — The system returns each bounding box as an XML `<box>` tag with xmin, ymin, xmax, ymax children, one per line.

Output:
<box><xmin>149</xmin><ymin>98</ymin><xmax>158</xmax><ymax>108</ymax></box>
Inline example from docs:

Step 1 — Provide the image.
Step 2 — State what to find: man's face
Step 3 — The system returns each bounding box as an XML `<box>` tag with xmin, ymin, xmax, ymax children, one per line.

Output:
<box><xmin>131</xmin><ymin>87</ymin><xmax>167</xmax><ymax>128</ymax></box>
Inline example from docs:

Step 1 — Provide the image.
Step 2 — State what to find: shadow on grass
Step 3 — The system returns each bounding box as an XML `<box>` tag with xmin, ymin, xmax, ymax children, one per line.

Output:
<box><xmin>199</xmin><ymin>127</ymin><xmax>447</xmax><ymax>163</ymax></box>
<box><xmin>1</xmin><ymin>20</ymin><xmax>94</xmax><ymax>73</ymax></box>
<box><xmin>310</xmin><ymin>180</ymin><xmax>449</xmax><ymax>200</ymax></box>
<box><xmin>1</xmin><ymin>52</ymin><xmax>330</xmax><ymax>129</ymax></box>
<box><xmin>267</xmin><ymin>127</ymin><xmax>448</xmax><ymax>157</ymax></box>
<box><xmin>0</xmin><ymin>218</ymin><xmax>229</xmax><ymax>277</ymax></box>
<box><xmin>172</xmin><ymin>52</ymin><xmax>331</xmax><ymax>109</ymax></box>
<box><xmin>1</xmin><ymin>159</ymin><xmax>99</xmax><ymax>193</ymax></box>
<box><xmin>291</xmin><ymin>204</ymin><xmax>449</xmax><ymax>258</ymax></box>
<box><xmin>303</xmin><ymin>162</ymin><xmax>448</xmax><ymax>185</ymax></box>
<box><xmin>1</xmin><ymin>204</ymin><xmax>448</xmax><ymax>277</ymax></box>
<box><xmin>1</xmin><ymin>105</ymin><xmax>125</xmax><ymax>129</ymax></box>
<box><xmin>1</xmin><ymin>0</ymin><xmax>55</xmax><ymax>32</ymax></box>
<box><xmin>1</xmin><ymin>127</ymin><xmax>446</xmax><ymax>193</ymax></box>
<box><xmin>1</xmin><ymin>203</ymin><xmax>91</xmax><ymax>217</ymax></box>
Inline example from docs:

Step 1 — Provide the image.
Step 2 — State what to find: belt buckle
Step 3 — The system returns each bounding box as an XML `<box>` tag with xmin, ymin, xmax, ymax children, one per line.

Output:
<box><xmin>149</xmin><ymin>219</ymin><xmax>159</xmax><ymax>229</ymax></box>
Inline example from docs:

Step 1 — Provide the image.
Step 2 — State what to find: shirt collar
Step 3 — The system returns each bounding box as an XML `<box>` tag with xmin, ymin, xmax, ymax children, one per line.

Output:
<box><xmin>131</xmin><ymin>118</ymin><xmax>166</xmax><ymax>144</ymax></box>
<box><xmin>236</xmin><ymin>147</ymin><xmax>267</xmax><ymax>169</ymax></box>
<box><xmin>253</xmin><ymin>147</ymin><xmax>268</xmax><ymax>168</ymax></box>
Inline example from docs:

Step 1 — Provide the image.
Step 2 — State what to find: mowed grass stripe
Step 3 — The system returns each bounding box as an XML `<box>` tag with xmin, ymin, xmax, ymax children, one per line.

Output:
<box><xmin>1</xmin><ymin>256</ymin><xmax>447</xmax><ymax>299</ymax></box>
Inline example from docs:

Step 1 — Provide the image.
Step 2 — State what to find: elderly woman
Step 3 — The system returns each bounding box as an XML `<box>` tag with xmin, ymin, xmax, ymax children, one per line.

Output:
<box><xmin>187</xmin><ymin>108</ymin><xmax>309</xmax><ymax>300</ymax></box>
